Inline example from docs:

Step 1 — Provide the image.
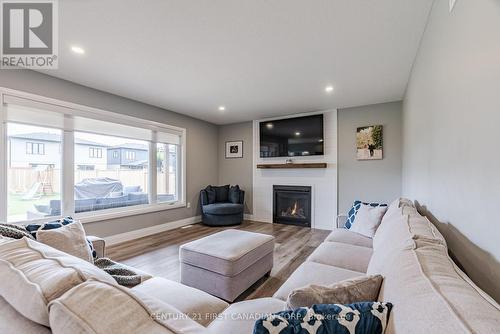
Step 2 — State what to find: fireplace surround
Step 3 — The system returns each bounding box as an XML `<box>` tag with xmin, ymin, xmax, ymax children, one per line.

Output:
<box><xmin>273</xmin><ymin>185</ymin><xmax>312</xmax><ymax>227</ymax></box>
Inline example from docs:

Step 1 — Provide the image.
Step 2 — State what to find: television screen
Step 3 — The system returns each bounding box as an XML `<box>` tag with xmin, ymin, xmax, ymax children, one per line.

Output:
<box><xmin>260</xmin><ymin>114</ymin><xmax>324</xmax><ymax>158</ymax></box>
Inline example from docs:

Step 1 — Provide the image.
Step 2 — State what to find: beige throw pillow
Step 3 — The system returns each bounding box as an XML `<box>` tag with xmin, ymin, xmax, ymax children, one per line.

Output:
<box><xmin>286</xmin><ymin>275</ymin><xmax>383</xmax><ymax>310</ymax></box>
<box><xmin>350</xmin><ymin>204</ymin><xmax>388</xmax><ymax>238</ymax></box>
<box><xmin>36</xmin><ymin>221</ymin><xmax>93</xmax><ymax>263</ymax></box>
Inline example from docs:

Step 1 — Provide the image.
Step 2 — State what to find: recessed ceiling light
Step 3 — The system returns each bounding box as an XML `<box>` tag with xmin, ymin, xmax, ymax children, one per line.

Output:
<box><xmin>325</xmin><ymin>85</ymin><xmax>334</xmax><ymax>93</ymax></box>
<box><xmin>318</xmin><ymin>139</ymin><xmax>324</xmax><ymax>142</ymax></box>
<box><xmin>218</xmin><ymin>106</ymin><xmax>226</xmax><ymax>111</ymax></box>
<box><xmin>295</xmin><ymin>131</ymin><xmax>301</xmax><ymax>136</ymax></box>
<box><xmin>266</xmin><ymin>123</ymin><xmax>274</xmax><ymax>129</ymax></box>
<box><xmin>71</xmin><ymin>46</ymin><xmax>85</xmax><ymax>55</ymax></box>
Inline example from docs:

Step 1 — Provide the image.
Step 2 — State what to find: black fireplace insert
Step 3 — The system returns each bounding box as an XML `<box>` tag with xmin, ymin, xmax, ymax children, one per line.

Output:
<box><xmin>273</xmin><ymin>185</ymin><xmax>311</xmax><ymax>227</ymax></box>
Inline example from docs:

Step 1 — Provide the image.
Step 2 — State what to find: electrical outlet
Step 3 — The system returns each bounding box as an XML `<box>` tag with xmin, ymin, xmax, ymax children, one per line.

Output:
<box><xmin>449</xmin><ymin>0</ymin><xmax>457</xmax><ymax>12</ymax></box>
<box><xmin>187</xmin><ymin>202</ymin><xmax>191</xmax><ymax>208</ymax></box>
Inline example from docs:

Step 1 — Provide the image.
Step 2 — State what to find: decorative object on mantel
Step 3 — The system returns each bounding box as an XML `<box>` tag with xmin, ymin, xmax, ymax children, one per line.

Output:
<box><xmin>225</xmin><ymin>141</ymin><xmax>243</xmax><ymax>158</ymax></box>
<box><xmin>257</xmin><ymin>163</ymin><xmax>328</xmax><ymax>169</ymax></box>
<box><xmin>285</xmin><ymin>158</ymin><xmax>294</xmax><ymax>164</ymax></box>
<box><xmin>356</xmin><ymin>125</ymin><xmax>383</xmax><ymax>160</ymax></box>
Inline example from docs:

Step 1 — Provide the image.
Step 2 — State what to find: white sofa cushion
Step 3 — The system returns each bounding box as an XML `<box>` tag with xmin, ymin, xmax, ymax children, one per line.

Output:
<box><xmin>0</xmin><ymin>237</ymin><xmax>115</xmax><ymax>326</ymax></box>
<box><xmin>350</xmin><ymin>203</ymin><xmax>388</xmax><ymax>238</ymax></box>
<box><xmin>307</xmin><ymin>241</ymin><xmax>373</xmax><ymax>273</ymax></box>
<box><xmin>0</xmin><ymin>296</ymin><xmax>51</xmax><ymax>334</ymax></box>
<box><xmin>273</xmin><ymin>261</ymin><xmax>363</xmax><ymax>301</ymax></box>
<box><xmin>324</xmin><ymin>228</ymin><xmax>373</xmax><ymax>248</ymax></box>
<box><xmin>372</xmin><ymin>240</ymin><xmax>500</xmax><ymax>334</ymax></box>
<box><xmin>132</xmin><ymin>277</ymin><xmax>229</xmax><ymax>326</ymax></box>
<box><xmin>49</xmin><ymin>279</ymin><xmax>206</xmax><ymax>334</ymax></box>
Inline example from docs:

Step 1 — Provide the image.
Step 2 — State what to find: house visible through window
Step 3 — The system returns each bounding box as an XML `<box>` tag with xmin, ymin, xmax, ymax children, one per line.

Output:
<box><xmin>26</xmin><ymin>142</ymin><xmax>45</xmax><ymax>155</ymax></box>
<box><xmin>89</xmin><ymin>147</ymin><xmax>102</xmax><ymax>158</ymax></box>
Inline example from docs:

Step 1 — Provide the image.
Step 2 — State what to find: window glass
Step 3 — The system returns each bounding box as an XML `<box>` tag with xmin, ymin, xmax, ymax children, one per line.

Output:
<box><xmin>157</xmin><ymin>143</ymin><xmax>178</xmax><ymax>203</ymax></box>
<box><xmin>74</xmin><ymin>132</ymin><xmax>149</xmax><ymax>213</ymax></box>
<box><xmin>7</xmin><ymin>123</ymin><xmax>61</xmax><ymax>222</ymax></box>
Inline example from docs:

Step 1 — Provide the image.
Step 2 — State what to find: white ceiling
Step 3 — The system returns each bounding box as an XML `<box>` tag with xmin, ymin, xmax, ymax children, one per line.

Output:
<box><xmin>41</xmin><ymin>0</ymin><xmax>433</xmax><ymax>124</ymax></box>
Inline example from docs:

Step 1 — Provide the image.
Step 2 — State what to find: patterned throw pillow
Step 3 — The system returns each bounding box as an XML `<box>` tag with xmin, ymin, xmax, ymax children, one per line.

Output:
<box><xmin>254</xmin><ymin>302</ymin><xmax>392</xmax><ymax>334</ymax></box>
<box><xmin>0</xmin><ymin>223</ymin><xmax>34</xmax><ymax>240</ymax></box>
<box><xmin>345</xmin><ymin>201</ymin><xmax>388</xmax><ymax>229</ymax></box>
<box><xmin>26</xmin><ymin>217</ymin><xmax>97</xmax><ymax>260</ymax></box>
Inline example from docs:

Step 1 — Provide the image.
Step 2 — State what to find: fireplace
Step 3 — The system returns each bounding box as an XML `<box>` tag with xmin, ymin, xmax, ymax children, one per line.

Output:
<box><xmin>273</xmin><ymin>185</ymin><xmax>312</xmax><ymax>227</ymax></box>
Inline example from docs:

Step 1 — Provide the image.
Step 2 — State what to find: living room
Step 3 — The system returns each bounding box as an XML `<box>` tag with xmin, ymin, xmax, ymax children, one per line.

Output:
<box><xmin>0</xmin><ymin>1</ymin><xmax>499</xmax><ymax>333</ymax></box>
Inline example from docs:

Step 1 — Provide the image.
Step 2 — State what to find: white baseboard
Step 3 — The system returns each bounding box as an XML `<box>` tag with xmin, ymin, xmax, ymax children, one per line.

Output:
<box><xmin>244</xmin><ymin>213</ymin><xmax>254</xmax><ymax>221</ymax></box>
<box><xmin>246</xmin><ymin>214</ymin><xmax>272</xmax><ymax>223</ymax></box>
<box><xmin>105</xmin><ymin>215</ymin><xmax>202</xmax><ymax>246</ymax></box>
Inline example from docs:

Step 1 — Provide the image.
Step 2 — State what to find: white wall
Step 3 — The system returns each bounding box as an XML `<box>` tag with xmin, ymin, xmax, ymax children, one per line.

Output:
<box><xmin>218</xmin><ymin>122</ymin><xmax>254</xmax><ymax>214</ymax></box>
<box><xmin>252</xmin><ymin>110</ymin><xmax>337</xmax><ymax>230</ymax></box>
<box><xmin>402</xmin><ymin>0</ymin><xmax>500</xmax><ymax>301</ymax></box>
<box><xmin>338</xmin><ymin>102</ymin><xmax>402</xmax><ymax>214</ymax></box>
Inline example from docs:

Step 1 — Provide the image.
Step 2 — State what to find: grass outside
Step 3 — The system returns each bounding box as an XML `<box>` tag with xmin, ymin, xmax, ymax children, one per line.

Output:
<box><xmin>8</xmin><ymin>193</ymin><xmax>60</xmax><ymax>217</ymax></box>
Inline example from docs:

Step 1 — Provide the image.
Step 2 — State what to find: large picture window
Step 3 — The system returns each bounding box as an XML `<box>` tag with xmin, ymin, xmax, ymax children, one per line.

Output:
<box><xmin>7</xmin><ymin>123</ymin><xmax>61</xmax><ymax>222</ymax></box>
<box><xmin>0</xmin><ymin>89</ymin><xmax>186</xmax><ymax>223</ymax></box>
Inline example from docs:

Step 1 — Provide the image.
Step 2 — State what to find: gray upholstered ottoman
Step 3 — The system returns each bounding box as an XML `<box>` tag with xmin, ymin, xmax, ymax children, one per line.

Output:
<box><xmin>179</xmin><ymin>229</ymin><xmax>275</xmax><ymax>302</ymax></box>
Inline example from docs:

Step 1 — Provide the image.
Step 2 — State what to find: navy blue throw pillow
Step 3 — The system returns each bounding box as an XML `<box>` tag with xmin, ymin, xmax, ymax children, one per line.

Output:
<box><xmin>26</xmin><ymin>217</ymin><xmax>97</xmax><ymax>260</ymax></box>
<box><xmin>205</xmin><ymin>186</ymin><xmax>216</xmax><ymax>204</ymax></box>
<box><xmin>345</xmin><ymin>201</ymin><xmax>388</xmax><ymax>229</ymax></box>
<box><xmin>228</xmin><ymin>185</ymin><xmax>241</xmax><ymax>204</ymax></box>
<box><xmin>212</xmin><ymin>185</ymin><xmax>230</xmax><ymax>202</ymax></box>
<box><xmin>254</xmin><ymin>302</ymin><xmax>392</xmax><ymax>334</ymax></box>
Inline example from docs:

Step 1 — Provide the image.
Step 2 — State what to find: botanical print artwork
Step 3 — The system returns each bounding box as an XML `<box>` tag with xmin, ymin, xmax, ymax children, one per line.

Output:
<box><xmin>356</xmin><ymin>125</ymin><xmax>383</xmax><ymax>160</ymax></box>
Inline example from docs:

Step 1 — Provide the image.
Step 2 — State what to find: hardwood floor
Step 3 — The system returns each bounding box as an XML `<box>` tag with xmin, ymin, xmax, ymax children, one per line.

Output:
<box><xmin>107</xmin><ymin>220</ymin><xmax>330</xmax><ymax>301</ymax></box>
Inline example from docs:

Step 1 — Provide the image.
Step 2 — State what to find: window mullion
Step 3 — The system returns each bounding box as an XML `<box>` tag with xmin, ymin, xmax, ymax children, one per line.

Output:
<box><xmin>62</xmin><ymin>128</ymin><xmax>75</xmax><ymax>217</ymax></box>
<box><xmin>0</xmin><ymin>114</ymin><xmax>7</xmax><ymax>222</ymax></box>
<box><xmin>149</xmin><ymin>132</ymin><xmax>157</xmax><ymax>204</ymax></box>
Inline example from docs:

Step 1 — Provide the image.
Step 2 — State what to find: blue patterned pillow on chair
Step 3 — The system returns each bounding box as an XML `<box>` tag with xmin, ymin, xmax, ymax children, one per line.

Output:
<box><xmin>254</xmin><ymin>302</ymin><xmax>392</xmax><ymax>334</ymax></box>
<box><xmin>345</xmin><ymin>201</ymin><xmax>388</xmax><ymax>229</ymax></box>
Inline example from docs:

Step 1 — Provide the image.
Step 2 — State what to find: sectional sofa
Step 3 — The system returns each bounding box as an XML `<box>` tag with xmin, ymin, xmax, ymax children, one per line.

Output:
<box><xmin>1</xmin><ymin>198</ymin><xmax>499</xmax><ymax>333</ymax></box>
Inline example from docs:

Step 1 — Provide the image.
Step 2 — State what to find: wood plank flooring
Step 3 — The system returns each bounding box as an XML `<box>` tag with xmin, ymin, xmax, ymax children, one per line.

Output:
<box><xmin>107</xmin><ymin>221</ymin><xmax>330</xmax><ymax>301</ymax></box>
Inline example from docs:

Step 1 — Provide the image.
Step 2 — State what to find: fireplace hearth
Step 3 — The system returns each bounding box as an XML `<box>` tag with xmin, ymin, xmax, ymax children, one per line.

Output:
<box><xmin>273</xmin><ymin>185</ymin><xmax>311</xmax><ymax>227</ymax></box>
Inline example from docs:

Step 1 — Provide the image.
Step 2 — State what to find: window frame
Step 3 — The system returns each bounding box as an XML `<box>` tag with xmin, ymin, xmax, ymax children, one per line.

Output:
<box><xmin>0</xmin><ymin>87</ymin><xmax>187</xmax><ymax>224</ymax></box>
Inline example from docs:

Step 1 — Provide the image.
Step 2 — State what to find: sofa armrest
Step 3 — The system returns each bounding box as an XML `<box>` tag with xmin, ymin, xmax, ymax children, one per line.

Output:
<box><xmin>87</xmin><ymin>236</ymin><xmax>105</xmax><ymax>258</ymax></box>
<box><xmin>200</xmin><ymin>190</ymin><xmax>209</xmax><ymax>206</ymax></box>
<box><xmin>336</xmin><ymin>215</ymin><xmax>348</xmax><ymax>229</ymax></box>
<box><xmin>239</xmin><ymin>190</ymin><xmax>245</xmax><ymax>205</ymax></box>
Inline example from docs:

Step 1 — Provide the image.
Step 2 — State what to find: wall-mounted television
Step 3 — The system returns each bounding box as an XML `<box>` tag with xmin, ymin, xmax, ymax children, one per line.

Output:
<box><xmin>260</xmin><ymin>114</ymin><xmax>324</xmax><ymax>158</ymax></box>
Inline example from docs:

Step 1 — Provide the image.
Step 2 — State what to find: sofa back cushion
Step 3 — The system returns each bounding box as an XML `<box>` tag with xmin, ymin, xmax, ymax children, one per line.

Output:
<box><xmin>49</xmin><ymin>280</ymin><xmax>206</xmax><ymax>334</ymax></box>
<box><xmin>0</xmin><ymin>237</ymin><xmax>115</xmax><ymax>327</ymax></box>
<box><xmin>370</xmin><ymin>240</ymin><xmax>500</xmax><ymax>334</ymax></box>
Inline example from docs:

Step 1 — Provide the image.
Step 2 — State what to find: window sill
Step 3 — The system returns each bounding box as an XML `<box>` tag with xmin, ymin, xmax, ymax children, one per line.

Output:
<box><xmin>76</xmin><ymin>201</ymin><xmax>187</xmax><ymax>224</ymax></box>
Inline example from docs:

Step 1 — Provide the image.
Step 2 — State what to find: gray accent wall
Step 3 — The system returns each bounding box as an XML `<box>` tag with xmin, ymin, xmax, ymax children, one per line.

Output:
<box><xmin>217</xmin><ymin>122</ymin><xmax>253</xmax><ymax>214</ymax></box>
<box><xmin>337</xmin><ymin>102</ymin><xmax>403</xmax><ymax>214</ymax></box>
<box><xmin>0</xmin><ymin>70</ymin><xmax>218</xmax><ymax>237</ymax></box>
<box><xmin>402</xmin><ymin>0</ymin><xmax>500</xmax><ymax>301</ymax></box>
